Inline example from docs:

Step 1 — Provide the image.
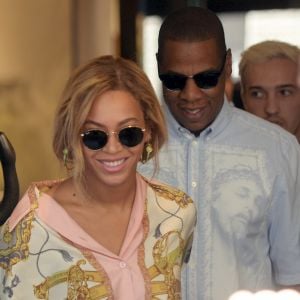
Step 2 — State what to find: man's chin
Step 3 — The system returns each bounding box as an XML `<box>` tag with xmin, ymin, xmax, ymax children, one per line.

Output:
<box><xmin>180</xmin><ymin>123</ymin><xmax>206</xmax><ymax>136</ymax></box>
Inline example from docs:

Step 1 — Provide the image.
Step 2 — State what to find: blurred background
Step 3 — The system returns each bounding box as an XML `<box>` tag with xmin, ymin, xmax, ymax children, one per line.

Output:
<box><xmin>0</xmin><ymin>0</ymin><xmax>299</xmax><ymax>194</ymax></box>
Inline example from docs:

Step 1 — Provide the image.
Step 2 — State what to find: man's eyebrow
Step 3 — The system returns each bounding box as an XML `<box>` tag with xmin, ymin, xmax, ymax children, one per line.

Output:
<box><xmin>248</xmin><ymin>86</ymin><xmax>263</xmax><ymax>89</ymax></box>
<box><xmin>276</xmin><ymin>84</ymin><xmax>297</xmax><ymax>89</ymax></box>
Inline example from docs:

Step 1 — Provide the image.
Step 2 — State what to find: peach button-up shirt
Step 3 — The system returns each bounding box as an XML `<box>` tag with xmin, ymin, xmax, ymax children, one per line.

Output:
<box><xmin>0</xmin><ymin>173</ymin><xmax>196</xmax><ymax>299</ymax></box>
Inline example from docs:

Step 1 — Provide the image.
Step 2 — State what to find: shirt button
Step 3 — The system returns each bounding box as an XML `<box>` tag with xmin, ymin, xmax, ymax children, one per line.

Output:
<box><xmin>119</xmin><ymin>261</ymin><xmax>127</xmax><ymax>268</ymax></box>
<box><xmin>192</xmin><ymin>140</ymin><xmax>198</xmax><ymax>146</ymax></box>
<box><xmin>192</xmin><ymin>181</ymin><xmax>197</xmax><ymax>188</ymax></box>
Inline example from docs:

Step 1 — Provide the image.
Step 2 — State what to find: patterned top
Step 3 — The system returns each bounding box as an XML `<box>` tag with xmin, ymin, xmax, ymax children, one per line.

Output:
<box><xmin>0</xmin><ymin>174</ymin><xmax>196</xmax><ymax>299</ymax></box>
<box><xmin>139</xmin><ymin>100</ymin><xmax>300</xmax><ymax>300</ymax></box>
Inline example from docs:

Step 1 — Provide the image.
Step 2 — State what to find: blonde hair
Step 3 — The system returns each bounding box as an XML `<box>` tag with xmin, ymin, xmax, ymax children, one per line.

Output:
<box><xmin>239</xmin><ymin>40</ymin><xmax>300</xmax><ymax>86</ymax></box>
<box><xmin>53</xmin><ymin>55</ymin><xmax>167</xmax><ymax>190</ymax></box>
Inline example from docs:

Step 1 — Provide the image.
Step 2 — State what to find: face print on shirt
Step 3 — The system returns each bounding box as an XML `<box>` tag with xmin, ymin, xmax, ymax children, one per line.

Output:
<box><xmin>211</xmin><ymin>167</ymin><xmax>267</xmax><ymax>240</ymax></box>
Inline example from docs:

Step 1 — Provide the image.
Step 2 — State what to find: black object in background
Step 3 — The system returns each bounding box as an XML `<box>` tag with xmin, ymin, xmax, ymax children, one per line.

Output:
<box><xmin>0</xmin><ymin>132</ymin><xmax>19</xmax><ymax>225</ymax></box>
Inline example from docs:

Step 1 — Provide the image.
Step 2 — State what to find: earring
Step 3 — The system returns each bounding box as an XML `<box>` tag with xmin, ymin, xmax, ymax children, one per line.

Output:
<box><xmin>63</xmin><ymin>148</ymin><xmax>69</xmax><ymax>168</ymax></box>
<box><xmin>63</xmin><ymin>148</ymin><xmax>73</xmax><ymax>171</ymax></box>
<box><xmin>141</xmin><ymin>142</ymin><xmax>153</xmax><ymax>164</ymax></box>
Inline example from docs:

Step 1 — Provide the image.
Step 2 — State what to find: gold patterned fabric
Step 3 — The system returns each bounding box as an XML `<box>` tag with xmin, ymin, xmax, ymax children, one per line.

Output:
<box><xmin>0</xmin><ymin>175</ymin><xmax>196</xmax><ymax>299</ymax></box>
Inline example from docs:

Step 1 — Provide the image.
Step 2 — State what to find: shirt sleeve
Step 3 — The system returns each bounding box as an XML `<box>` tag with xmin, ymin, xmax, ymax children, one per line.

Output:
<box><xmin>269</xmin><ymin>135</ymin><xmax>300</xmax><ymax>285</ymax></box>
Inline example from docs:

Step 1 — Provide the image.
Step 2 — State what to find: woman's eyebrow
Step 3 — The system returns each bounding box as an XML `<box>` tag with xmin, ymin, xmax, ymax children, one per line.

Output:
<box><xmin>83</xmin><ymin>117</ymin><xmax>141</xmax><ymax>128</ymax></box>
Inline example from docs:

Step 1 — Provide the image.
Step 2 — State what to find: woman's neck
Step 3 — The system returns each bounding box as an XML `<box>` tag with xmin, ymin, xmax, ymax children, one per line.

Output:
<box><xmin>77</xmin><ymin>174</ymin><xmax>137</xmax><ymax>211</ymax></box>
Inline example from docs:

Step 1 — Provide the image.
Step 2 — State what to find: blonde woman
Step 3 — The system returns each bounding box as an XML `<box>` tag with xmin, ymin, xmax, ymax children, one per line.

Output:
<box><xmin>0</xmin><ymin>56</ymin><xmax>196</xmax><ymax>299</ymax></box>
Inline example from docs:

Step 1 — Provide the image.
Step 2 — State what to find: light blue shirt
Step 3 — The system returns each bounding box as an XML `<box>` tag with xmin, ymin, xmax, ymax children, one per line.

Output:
<box><xmin>139</xmin><ymin>99</ymin><xmax>300</xmax><ymax>300</ymax></box>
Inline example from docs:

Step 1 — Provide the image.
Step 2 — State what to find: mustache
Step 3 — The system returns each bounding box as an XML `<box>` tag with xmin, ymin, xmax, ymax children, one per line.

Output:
<box><xmin>266</xmin><ymin>117</ymin><xmax>284</xmax><ymax>125</ymax></box>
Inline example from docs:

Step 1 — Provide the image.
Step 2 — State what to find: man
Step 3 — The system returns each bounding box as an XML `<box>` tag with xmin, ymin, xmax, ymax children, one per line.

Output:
<box><xmin>139</xmin><ymin>7</ymin><xmax>300</xmax><ymax>300</ymax></box>
<box><xmin>239</xmin><ymin>40</ymin><xmax>300</xmax><ymax>143</ymax></box>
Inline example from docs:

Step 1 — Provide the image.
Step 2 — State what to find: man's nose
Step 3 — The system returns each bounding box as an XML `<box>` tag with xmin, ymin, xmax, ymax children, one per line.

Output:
<box><xmin>265</xmin><ymin>96</ymin><xmax>279</xmax><ymax>115</ymax></box>
<box><xmin>180</xmin><ymin>78</ymin><xmax>206</xmax><ymax>102</ymax></box>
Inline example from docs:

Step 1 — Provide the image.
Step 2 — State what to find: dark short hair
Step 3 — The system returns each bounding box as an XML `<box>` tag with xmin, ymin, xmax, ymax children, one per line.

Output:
<box><xmin>157</xmin><ymin>7</ymin><xmax>226</xmax><ymax>62</ymax></box>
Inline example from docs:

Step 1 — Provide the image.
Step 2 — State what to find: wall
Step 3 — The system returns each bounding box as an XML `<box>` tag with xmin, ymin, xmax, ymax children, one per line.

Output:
<box><xmin>75</xmin><ymin>0</ymin><xmax>120</xmax><ymax>65</ymax></box>
<box><xmin>0</xmin><ymin>0</ymin><xmax>120</xmax><ymax>196</ymax></box>
<box><xmin>0</xmin><ymin>0</ymin><xmax>72</xmax><ymax>193</ymax></box>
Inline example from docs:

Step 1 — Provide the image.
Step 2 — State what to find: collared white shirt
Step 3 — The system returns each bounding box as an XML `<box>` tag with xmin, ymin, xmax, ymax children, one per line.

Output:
<box><xmin>139</xmin><ymin>99</ymin><xmax>300</xmax><ymax>300</ymax></box>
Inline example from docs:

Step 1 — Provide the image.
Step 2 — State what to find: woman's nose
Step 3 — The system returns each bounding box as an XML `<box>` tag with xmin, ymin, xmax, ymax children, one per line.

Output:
<box><xmin>103</xmin><ymin>132</ymin><xmax>123</xmax><ymax>153</ymax></box>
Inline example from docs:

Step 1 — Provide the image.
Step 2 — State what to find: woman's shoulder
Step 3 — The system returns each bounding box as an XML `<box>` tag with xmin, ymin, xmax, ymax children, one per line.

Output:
<box><xmin>1</xmin><ymin>179</ymin><xmax>65</xmax><ymax>231</ymax></box>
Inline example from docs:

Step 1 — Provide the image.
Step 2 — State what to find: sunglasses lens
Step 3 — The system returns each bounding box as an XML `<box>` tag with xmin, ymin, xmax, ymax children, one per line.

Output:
<box><xmin>119</xmin><ymin>127</ymin><xmax>144</xmax><ymax>147</ymax></box>
<box><xmin>194</xmin><ymin>72</ymin><xmax>220</xmax><ymax>89</ymax></box>
<box><xmin>159</xmin><ymin>74</ymin><xmax>186</xmax><ymax>91</ymax></box>
<box><xmin>82</xmin><ymin>130</ymin><xmax>107</xmax><ymax>150</ymax></box>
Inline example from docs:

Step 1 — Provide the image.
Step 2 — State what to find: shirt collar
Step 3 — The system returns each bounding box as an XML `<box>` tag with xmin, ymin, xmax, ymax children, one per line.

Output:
<box><xmin>8</xmin><ymin>176</ymin><xmax>147</xmax><ymax>257</ymax></box>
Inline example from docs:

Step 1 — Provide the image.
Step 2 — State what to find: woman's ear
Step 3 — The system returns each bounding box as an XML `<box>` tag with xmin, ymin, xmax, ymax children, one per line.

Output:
<box><xmin>145</xmin><ymin>127</ymin><xmax>152</xmax><ymax>143</ymax></box>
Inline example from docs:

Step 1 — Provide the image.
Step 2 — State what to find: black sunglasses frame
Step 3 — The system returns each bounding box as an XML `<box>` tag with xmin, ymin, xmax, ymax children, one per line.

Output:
<box><xmin>80</xmin><ymin>126</ymin><xmax>146</xmax><ymax>151</ymax></box>
<box><xmin>159</xmin><ymin>50</ymin><xmax>228</xmax><ymax>91</ymax></box>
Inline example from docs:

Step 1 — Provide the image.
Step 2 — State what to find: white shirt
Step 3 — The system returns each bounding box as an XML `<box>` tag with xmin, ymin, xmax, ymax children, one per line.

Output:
<box><xmin>139</xmin><ymin>99</ymin><xmax>300</xmax><ymax>300</ymax></box>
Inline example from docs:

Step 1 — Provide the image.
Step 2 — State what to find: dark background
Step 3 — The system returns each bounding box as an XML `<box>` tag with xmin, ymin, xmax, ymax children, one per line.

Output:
<box><xmin>120</xmin><ymin>0</ymin><xmax>300</xmax><ymax>61</ymax></box>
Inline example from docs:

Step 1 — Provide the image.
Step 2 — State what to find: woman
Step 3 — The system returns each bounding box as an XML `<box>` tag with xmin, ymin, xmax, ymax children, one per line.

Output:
<box><xmin>0</xmin><ymin>55</ymin><xmax>196</xmax><ymax>299</ymax></box>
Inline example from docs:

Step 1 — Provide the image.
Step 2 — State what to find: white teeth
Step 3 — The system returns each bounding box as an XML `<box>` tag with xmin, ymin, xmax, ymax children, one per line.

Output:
<box><xmin>185</xmin><ymin>108</ymin><xmax>200</xmax><ymax>114</ymax></box>
<box><xmin>103</xmin><ymin>159</ymin><xmax>125</xmax><ymax>167</ymax></box>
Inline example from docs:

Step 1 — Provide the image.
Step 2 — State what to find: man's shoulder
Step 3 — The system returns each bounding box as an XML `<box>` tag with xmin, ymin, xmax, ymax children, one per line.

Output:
<box><xmin>229</xmin><ymin>106</ymin><xmax>298</xmax><ymax>145</ymax></box>
<box><xmin>138</xmin><ymin>159</ymin><xmax>178</xmax><ymax>187</ymax></box>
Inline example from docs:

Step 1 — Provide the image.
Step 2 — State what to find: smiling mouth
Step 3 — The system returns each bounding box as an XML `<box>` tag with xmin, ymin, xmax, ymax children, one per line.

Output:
<box><xmin>181</xmin><ymin>107</ymin><xmax>207</xmax><ymax>120</ymax></box>
<box><xmin>184</xmin><ymin>108</ymin><xmax>202</xmax><ymax>115</ymax></box>
<box><xmin>102</xmin><ymin>158</ymin><xmax>126</xmax><ymax>167</ymax></box>
<box><xmin>267</xmin><ymin>119</ymin><xmax>283</xmax><ymax>126</ymax></box>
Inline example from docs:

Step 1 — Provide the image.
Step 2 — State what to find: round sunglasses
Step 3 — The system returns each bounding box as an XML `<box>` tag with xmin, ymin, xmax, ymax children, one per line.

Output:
<box><xmin>159</xmin><ymin>51</ymin><xmax>228</xmax><ymax>91</ymax></box>
<box><xmin>80</xmin><ymin>126</ymin><xmax>146</xmax><ymax>150</ymax></box>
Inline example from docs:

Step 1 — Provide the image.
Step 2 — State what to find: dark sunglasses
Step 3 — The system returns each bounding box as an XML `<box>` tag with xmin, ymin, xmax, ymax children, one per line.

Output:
<box><xmin>159</xmin><ymin>51</ymin><xmax>228</xmax><ymax>91</ymax></box>
<box><xmin>81</xmin><ymin>126</ymin><xmax>146</xmax><ymax>150</ymax></box>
